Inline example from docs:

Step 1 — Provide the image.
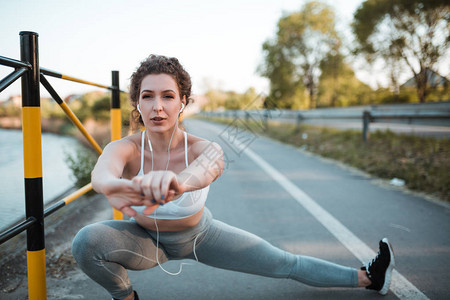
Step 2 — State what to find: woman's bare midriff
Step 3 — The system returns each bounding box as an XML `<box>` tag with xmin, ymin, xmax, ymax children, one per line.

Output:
<box><xmin>133</xmin><ymin>207</ymin><xmax>204</xmax><ymax>232</ymax></box>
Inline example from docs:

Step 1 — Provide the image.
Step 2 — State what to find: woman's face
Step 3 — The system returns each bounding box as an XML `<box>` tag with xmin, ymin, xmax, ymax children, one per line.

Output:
<box><xmin>138</xmin><ymin>73</ymin><xmax>185</xmax><ymax>133</ymax></box>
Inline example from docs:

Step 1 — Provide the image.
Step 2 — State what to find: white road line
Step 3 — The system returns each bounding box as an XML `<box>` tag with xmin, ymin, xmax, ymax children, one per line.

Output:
<box><xmin>243</xmin><ymin>147</ymin><xmax>429</xmax><ymax>300</ymax></box>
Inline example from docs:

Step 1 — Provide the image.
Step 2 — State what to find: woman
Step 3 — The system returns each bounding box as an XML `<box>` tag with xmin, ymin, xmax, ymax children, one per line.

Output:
<box><xmin>72</xmin><ymin>55</ymin><xmax>395</xmax><ymax>300</ymax></box>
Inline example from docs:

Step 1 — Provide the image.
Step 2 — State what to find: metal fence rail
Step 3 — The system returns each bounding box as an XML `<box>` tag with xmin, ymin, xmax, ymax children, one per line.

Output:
<box><xmin>39</xmin><ymin>74</ymin><xmax>104</xmax><ymax>154</ymax></box>
<box><xmin>201</xmin><ymin>101</ymin><xmax>450</xmax><ymax>141</ymax></box>
<box><xmin>0</xmin><ymin>31</ymin><xmax>125</xmax><ymax>299</ymax></box>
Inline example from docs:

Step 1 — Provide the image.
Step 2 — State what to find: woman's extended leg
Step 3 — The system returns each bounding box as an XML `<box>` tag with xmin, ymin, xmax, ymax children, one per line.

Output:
<box><xmin>195</xmin><ymin>219</ymin><xmax>358</xmax><ymax>287</ymax></box>
<box><xmin>72</xmin><ymin>220</ymin><xmax>166</xmax><ymax>299</ymax></box>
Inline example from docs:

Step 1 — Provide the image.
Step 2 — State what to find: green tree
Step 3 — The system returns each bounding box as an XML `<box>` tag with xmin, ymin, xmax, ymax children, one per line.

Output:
<box><xmin>66</xmin><ymin>91</ymin><xmax>133</xmax><ymax>136</ymax></box>
<box><xmin>259</xmin><ymin>1</ymin><xmax>340</xmax><ymax>109</ymax></box>
<box><xmin>259</xmin><ymin>40</ymin><xmax>301</xmax><ymax>108</ymax></box>
<box><xmin>203</xmin><ymin>88</ymin><xmax>228</xmax><ymax>111</ymax></box>
<box><xmin>223</xmin><ymin>87</ymin><xmax>264</xmax><ymax>110</ymax></box>
<box><xmin>317</xmin><ymin>52</ymin><xmax>374</xmax><ymax>107</ymax></box>
<box><xmin>65</xmin><ymin>145</ymin><xmax>98</xmax><ymax>188</ymax></box>
<box><xmin>352</xmin><ymin>0</ymin><xmax>450</xmax><ymax>103</ymax></box>
<box><xmin>120</xmin><ymin>92</ymin><xmax>133</xmax><ymax>128</ymax></box>
<box><xmin>0</xmin><ymin>101</ymin><xmax>21</xmax><ymax>117</ymax></box>
<box><xmin>91</xmin><ymin>95</ymin><xmax>111</xmax><ymax>121</ymax></box>
<box><xmin>240</xmin><ymin>87</ymin><xmax>264</xmax><ymax>109</ymax></box>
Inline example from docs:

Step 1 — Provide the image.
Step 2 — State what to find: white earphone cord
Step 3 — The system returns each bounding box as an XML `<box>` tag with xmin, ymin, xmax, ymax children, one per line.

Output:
<box><xmin>147</xmin><ymin>114</ymin><xmax>200</xmax><ymax>276</ymax></box>
<box><xmin>153</xmin><ymin>209</ymin><xmax>201</xmax><ymax>276</ymax></box>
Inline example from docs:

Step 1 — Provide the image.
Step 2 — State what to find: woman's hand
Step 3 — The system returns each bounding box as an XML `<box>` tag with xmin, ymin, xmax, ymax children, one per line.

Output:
<box><xmin>101</xmin><ymin>178</ymin><xmax>153</xmax><ymax>217</ymax></box>
<box><xmin>132</xmin><ymin>170</ymin><xmax>183</xmax><ymax>214</ymax></box>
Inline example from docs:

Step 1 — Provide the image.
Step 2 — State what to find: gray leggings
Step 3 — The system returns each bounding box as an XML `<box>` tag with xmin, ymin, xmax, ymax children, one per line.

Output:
<box><xmin>72</xmin><ymin>208</ymin><xmax>358</xmax><ymax>299</ymax></box>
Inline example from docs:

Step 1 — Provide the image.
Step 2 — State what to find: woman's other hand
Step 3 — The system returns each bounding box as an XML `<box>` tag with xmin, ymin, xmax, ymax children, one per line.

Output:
<box><xmin>132</xmin><ymin>170</ymin><xmax>182</xmax><ymax>207</ymax></box>
<box><xmin>102</xmin><ymin>179</ymin><xmax>153</xmax><ymax>217</ymax></box>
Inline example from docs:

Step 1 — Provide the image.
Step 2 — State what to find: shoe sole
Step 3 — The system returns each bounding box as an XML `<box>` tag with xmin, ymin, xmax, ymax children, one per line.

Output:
<box><xmin>379</xmin><ymin>238</ymin><xmax>395</xmax><ymax>295</ymax></box>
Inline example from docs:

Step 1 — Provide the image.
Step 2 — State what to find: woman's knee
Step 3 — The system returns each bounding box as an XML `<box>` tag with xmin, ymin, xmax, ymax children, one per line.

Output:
<box><xmin>72</xmin><ymin>222</ymin><xmax>106</xmax><ymax>263</ymax></box>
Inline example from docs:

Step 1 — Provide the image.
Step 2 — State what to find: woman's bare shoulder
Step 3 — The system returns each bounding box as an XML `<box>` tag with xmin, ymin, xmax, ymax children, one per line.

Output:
<box><xmin>104</xmin><ymin>132</ymin><xmax>141</xmax><ymax>156</ymax></box>
<box><xmin>122</xmin><ymin>132</ymin><xmax>142</xmax><ymax>146</ymax></box>
<box><xmin>186</xmin><ymin>132</ymin><xmax>223</xmax><ymax>158</ymax></box>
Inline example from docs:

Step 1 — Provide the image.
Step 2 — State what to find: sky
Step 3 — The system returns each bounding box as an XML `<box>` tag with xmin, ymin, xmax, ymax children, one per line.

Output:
<box><xmin>1</xmin><ymin>0</ymin><xmax>379</xmax><ymax>101</ymax></box>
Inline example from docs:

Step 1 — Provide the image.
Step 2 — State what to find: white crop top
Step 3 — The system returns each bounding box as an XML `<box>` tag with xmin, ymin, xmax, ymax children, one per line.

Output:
<box><xmin>132</xmin><ymin>131</ymin><xmax>209</xmax><ymax>219</ymax></box>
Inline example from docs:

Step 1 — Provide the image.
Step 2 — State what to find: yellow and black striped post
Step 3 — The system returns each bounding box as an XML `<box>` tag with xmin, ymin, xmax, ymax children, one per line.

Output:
<box><xmin>20</xmin><ymin>31</ymin><xmax>46</xmax><ymax>300</ymax></box>
<box><xmin>111</xmin><ymin>70</ymin><xmax>123</xmax><ymax>220</ymax></box>
<box><xmin>40</xmin><ymin>75</ymin><xmax>103</xmax><ymax>155</ymax></box>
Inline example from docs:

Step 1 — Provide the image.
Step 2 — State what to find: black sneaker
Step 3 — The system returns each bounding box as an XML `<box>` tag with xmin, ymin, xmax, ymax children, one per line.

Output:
<box><xmin>361</xmin><ymin>238</ymin><xmax>395</xmax><ymax>295</ymax></box>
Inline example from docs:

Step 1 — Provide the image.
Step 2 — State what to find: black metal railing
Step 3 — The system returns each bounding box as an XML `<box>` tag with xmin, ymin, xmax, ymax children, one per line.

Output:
<box><xmin>0</xmin><ymin>31</ymin><xmax>126</xmax><ymax>299</ymax></box>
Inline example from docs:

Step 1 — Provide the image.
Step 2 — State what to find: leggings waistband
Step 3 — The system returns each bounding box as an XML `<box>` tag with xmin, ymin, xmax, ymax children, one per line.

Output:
<box><xmin>143</xmin><ymin>207</ymin><xmax>213</xmax><ymax>245</ymax></box>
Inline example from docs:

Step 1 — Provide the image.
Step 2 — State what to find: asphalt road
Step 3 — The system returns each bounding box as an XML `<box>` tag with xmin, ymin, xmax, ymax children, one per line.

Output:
<box><xmin>6</xmin><ymin>118</ymin><xmax>448</xmax><ymax>300</ymax></box>
<box><xmin>177</xmin><ymin>118</ymin><xmax>449</xmax><ymax>300</ymax></box>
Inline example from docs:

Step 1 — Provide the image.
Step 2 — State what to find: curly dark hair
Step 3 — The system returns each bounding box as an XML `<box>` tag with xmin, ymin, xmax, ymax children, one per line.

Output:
<box><xmin>129</xmin><ymin>54</ymin><xmax>192</xmax><ymax>126</ymax></box>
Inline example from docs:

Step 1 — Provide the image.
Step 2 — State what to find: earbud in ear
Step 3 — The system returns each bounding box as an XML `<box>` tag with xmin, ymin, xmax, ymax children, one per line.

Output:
<box><xmin>179</xmin><ymin>103</ymin><xmax>185</xmax><ymax>113</ymax></box>
<box><xmin>137</xmin><ymin>104</ymin><xmax>142</xmax><ymax>114</ymax></box>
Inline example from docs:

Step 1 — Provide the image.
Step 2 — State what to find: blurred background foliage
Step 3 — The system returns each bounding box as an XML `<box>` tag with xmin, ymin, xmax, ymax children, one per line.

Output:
<box><xmin>199</xmin><ymin>0</ymin><xmax>449</xmax><ymax>111</ymax></box>
<box><xmin>1</xmin><ymin>0</ymin><xmax>448</xmax><ymax>198</ymax></box>
<box><xmin>1</xmin><ymin>1</ymin><xmax>448</xmax><ymax>121</ymax></box>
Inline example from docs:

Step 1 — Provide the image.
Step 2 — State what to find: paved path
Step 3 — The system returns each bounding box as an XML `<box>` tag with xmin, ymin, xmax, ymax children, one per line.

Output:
<box><xmin>5</xmin><ymin>118</ymin><xmax>449</xmax><ymax>300</ymax></box>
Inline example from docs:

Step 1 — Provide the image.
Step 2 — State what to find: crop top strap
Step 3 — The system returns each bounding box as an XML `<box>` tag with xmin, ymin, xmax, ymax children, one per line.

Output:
<box><xmin>138</xmin><ymin>131</ymin><xmax>145</xmax><ymax>176</ymax></box>
<box><xmin>184</xmin><ymin>131</ymin><xmax>189</xmax><ymax>167</ymax></box>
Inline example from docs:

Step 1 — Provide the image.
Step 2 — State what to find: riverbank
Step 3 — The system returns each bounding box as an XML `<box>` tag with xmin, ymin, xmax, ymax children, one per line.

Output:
<box><xmin>0</xmin><ymin>117</ymin><xmax>115</xmax><ymax>299</ymax></box>
<box><xmin>0</xmin><ymin>116</ymin><xmax>21</xmax><ymax>129</ymax></box>
<box><xmin>0</xmin><ymin>191</ymin><xmax>112</xmax><ymax>299</ymax></box>
<box><xmin>0</xmin><ymin>116</ymin><xmax>113</xmax><ymax>149</ymax></box>
<box><xmin>0</xmin><ymin>116</ymin><xmax>70</xmax><ymax>134</ymax></box>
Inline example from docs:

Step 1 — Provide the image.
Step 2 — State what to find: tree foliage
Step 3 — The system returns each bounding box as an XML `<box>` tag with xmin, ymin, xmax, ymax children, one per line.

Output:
<box><xmin>69</xmin><ymin>91</ymin><xmax>132</xmax><ymax>126</ymax></box>
<box><xmin>0</xmin><ymin>101</ymin><xmax>21</xmax><ymax>117</ymax></box>
<box><xmin>203</xmin><ymin>87</ymin><xmax>263</xmax><ymax>111</ymax></box>
<box><xmin>317</xmin><ymin>52</ymin><xmax>374</xmax><ymax>107</ymax></box>
<box><xmin>259</xmin><ymin>1</ymin><xmax>340</xmax><ymax>109</ymax></box>
<box><xmin>65</xmin><ymin>145</ymin><xmax>98</xmax><ymax>188</ymax></box>
<box><xmin>259</xmin><ymin>40</ymin><xmax>300</xmax><ymax>109</ymax></box>
<box><xmin>352</xmin><ymin>0</ymin><xmax>450</xmax><ymax>102</ymax></box>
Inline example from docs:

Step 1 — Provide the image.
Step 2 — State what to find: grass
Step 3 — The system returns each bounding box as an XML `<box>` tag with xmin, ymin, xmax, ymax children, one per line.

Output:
<box><xmin>197</xmin><ymin>116</ymin><xmax>450</xmax><ymax>203</ymax></box>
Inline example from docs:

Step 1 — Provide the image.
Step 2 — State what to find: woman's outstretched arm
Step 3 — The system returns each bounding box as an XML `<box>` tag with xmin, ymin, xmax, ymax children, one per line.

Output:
<box><xmin>91</xmin><ymin>139</ymin><xmax>152</xmax><ymax>216</ymax></box>
<box><xmin>177</xmin><ymin>140</ymin><xmax>224</xmax><ymax>192</ymax></box>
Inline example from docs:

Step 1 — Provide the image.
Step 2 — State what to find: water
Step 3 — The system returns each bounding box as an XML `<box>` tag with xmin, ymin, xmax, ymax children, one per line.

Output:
<box><xmin>0</xmin><ymin>128</ymin><xmax>80</xmax><ymax>230</ymax></box>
